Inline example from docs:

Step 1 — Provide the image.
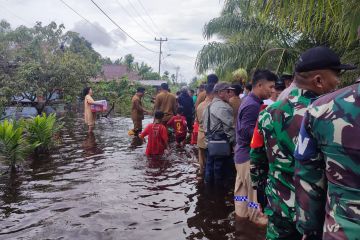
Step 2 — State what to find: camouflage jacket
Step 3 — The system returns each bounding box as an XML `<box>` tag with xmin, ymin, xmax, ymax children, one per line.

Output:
<box><xmin>294</xmin><ymin>82</ymin><xmax>360</xmax><ymax>239</ymax></box>
<box><xmin>250</xmin><ymin>88</ymin><xmax>317</xmax><ymax>221</ymax></box>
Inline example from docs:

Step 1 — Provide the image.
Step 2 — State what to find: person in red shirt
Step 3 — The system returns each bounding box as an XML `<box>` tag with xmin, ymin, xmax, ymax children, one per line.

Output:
<box><xmin>140</xmin><ymin>111</ymin><xmax>169</xmax><ymax>158</ymax></box>
<box><xmin>167</xmin><ymin>106</ymin><xmax>188</xmax><ymax>147</ymax></box>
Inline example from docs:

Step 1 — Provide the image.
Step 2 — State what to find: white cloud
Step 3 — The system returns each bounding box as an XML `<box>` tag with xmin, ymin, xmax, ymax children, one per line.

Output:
<box><xmin>0</xmin><ymin>0</ymin><xmax>222</xmax><ymax>81</ymax></box>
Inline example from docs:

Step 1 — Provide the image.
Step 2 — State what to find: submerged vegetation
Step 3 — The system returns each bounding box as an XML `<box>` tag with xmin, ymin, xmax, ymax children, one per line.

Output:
<box><xmin>0</xmin><ymin>119</ymin><xmax>39</xmax><ymax>171</ymax></box>
<box><xmin>25</xmin><ymin>113</ymin><xmax>63</xmax><ymax>153</ymax></box>
<box><xmin>0</xmin><ymin>114</ymin><xmax>62</xmax><ymax>171</ymax></box>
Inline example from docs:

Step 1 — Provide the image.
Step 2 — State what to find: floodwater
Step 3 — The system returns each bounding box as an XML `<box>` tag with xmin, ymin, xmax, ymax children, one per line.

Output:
<box><xmin>0</xmin><ymin>115</ymin><xmax>265</xmax><ymax>240</ymax></box>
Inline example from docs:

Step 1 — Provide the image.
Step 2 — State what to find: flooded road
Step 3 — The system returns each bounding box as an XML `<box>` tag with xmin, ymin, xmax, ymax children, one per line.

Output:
<box><xmin>0</xmin><ymin>115</ymin><xmax>265</xmax><ymax>240</ymax></box>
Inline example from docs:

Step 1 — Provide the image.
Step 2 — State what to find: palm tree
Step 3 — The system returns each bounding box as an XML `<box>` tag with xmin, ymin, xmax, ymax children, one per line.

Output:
<box><xmin>256</xmin><ymin>0</ymin><xmax>360</xmax><ymax>47</ymax></box>
<box><xmin>197</xmin><ymin>0</ymin><xmax>359</xmax><ymax>85</ymax></box>
<box><xmin>196</xmin><ymin>0</ymin><xmax>300</xmax><ymax>76</ymax></box>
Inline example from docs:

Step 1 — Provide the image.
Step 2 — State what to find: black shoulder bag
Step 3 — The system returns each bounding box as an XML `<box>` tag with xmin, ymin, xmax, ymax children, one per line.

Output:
<box><xmin>206</xmin><ymin>104</ymin><xmax>231</xmax><ymax>158</ymax></box>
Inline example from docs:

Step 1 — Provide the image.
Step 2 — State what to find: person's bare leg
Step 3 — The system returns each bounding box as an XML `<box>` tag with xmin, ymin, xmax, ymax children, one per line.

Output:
<box><xmin>88</xmin><ymin>125</ymin><xmax>94</xmax><ymax>133</ymax></box>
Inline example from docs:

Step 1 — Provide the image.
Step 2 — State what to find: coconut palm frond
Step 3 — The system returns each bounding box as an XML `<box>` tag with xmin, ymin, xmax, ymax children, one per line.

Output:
<box><xmin>258</xmin><ymin>0</ymin><xmax>360</xmax><ymax>46</ymax></box>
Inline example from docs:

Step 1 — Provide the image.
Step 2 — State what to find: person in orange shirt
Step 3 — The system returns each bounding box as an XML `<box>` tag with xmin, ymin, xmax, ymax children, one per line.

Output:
<box><xmin>83</xmin><ymin>87</ymin><xmax>102</xmax><ymax>133</ymax></box>
<box><xmin>167</xmin><ymin>106</ymin><xmax>188</xmax><ymax>147</ymax></box>
<box><xmin>154</xmin><ymin>83</ymin><xmax>177</xmax><ymax>124</ymax></box>
<box><xmin>140</xmin><ymin>111</ymin><xmax>168</xmax><ymax>158</ymax></box>
<box><xmin>131</xmin><ymin>87</ymin><xmax>150</xmax><ymax>136</ymax></box>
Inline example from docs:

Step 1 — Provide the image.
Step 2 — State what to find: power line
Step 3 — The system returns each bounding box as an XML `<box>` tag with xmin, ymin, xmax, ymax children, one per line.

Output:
<box><xmin>60</xmin><ymin>0</ymin><xmax>107</xmax><ymax>34</ymax></box>
<box><xmin>89</xmin><ymin>0</ymin><xmax>157</xmax><ymax>53</ymax></box>
<box><xmin>59</xmin><ymin>0</ymin><xmax>130</xmax><ymax>56</ymax></box>
<box><xmin>135</xmin><ymin>0</ymin><xmax>163</xmax><ymax>35</ymax></box>
<box><xmin>115</xmin><ymin>0</ymin><xmax>155</xmax><ymax>39</ymax></box>
<box><xmin>0</xmin><ymin>4</ymin><xmax>33</xmax><ymax>26</ymax></box>
<box><xmin>127</xmin><ymin>0</ymin><xmax>159</xmax><ymax>36</ymax></box>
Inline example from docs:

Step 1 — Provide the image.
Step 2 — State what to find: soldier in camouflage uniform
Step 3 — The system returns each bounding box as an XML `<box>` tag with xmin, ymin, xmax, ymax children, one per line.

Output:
<box><xmin>249</xmin><ymin>46</ymin><xmax>355</xmax><ymax>239</ymax></box>
<box><xmin>294</xmin><ymin>79</ymin><xmax>359</xmax><ymax>239</ymax></box>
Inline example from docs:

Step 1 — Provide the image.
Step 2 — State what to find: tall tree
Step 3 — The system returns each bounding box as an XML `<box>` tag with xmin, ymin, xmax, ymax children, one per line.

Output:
<box><xmin>196</xmin><ymin>0</ymin><xmax>359</xmax><ymax>83</ymax></box>
<box><xmin>0</xmin><ymin>21</ymin><xmax>101</xmax><ymax>114</ymax></box>
<box><xmin>124</xmin><ymin>54</ymin><xmax>134</xmax><ymax>71</ymax></box>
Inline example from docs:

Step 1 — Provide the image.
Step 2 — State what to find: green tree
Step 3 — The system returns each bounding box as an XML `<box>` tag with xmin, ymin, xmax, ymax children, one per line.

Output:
<box><xmin>143</xmin><ymin>71</ymin><xmax>160</xmax><ymax>80</ymax></box>
<box><xmin>162</xmin><ymin>70</ymin><xmax>170</xmax><ymax>80</ymax></box>
<box><xmin>196</xmin><ymin>0</ymin><xmax>297</xmax><ymax>76</ymax></box>
<box><xmin>170</xmin><ymin>73</ymin><xmax>176</xmax><ymax>84</ymax></box>
<box><xmin>124</xmin><ymin>54</ymin><xmax>135</xmax><ymax>71</ymax></box>
<box><xmin>134</xmin><ymin>62</ymin><xmax>153</xmax><ymax>79</ymax></box>
<box><xmin>101</xmin><ymin>57</ymin><xmax>113</xmax><ymax>64</ymax></box>
<box><xmin>197</xmin><ymin>0</ymin><xmax>359</xmax><ymax>84</ymax></box>
<box><xmin>0</xmin><ymin>21</ymin><xmax>101</xmax><ymax>114</ymax></box>
<box><xmin>113</xmin><ymin>57</ymin><xmax>123</xmax><ymax>65</ymax></box>
<box><xmin>256</xmin><ymin>0</ymin><xmax>360</xmax><ymax>47</ymax></box>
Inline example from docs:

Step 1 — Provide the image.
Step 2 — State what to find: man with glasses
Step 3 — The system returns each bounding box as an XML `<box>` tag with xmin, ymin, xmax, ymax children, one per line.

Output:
<box><xmin>250</xmin><ymin>46</ymin><xmax>355</xmax><ymax>239</ymax></box>
<box><xmin>203</xmin><ymin>82</ymin><xmax>235</xmax><ymax>188</ymax></box>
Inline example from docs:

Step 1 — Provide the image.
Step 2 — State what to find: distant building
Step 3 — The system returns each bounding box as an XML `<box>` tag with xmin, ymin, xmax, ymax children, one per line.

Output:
<box><xmin>137</xmin><ymin>80</ymin><xmax>167</xmax><ymax>87</ymax></box>
<box><xmin>92</xmin><ymin>64</ymin><xmax>140</xmax><ymax>82</ymax></box>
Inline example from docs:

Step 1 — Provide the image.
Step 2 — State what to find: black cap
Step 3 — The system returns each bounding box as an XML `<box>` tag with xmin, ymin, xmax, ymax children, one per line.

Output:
<box><xmin>280</xmin><ymin>74</ymin><xmax>293</xmax><ymax>82</ymax></box>
<box><xmin>213</xmin><ymin>82</ymin><xmax>234</xmax><ymax>92</ymax></box>
<box><xmin>160</xmin><ymin>83</ymin><xmax>169</xmax><ymax>90</ymax></box>
<box><xmin>275</xmin><ymin>78</ymin><xmax>286</xmax><ymax>90</ymax></box>
<box><xmin>207</xmin><ymin>74</ymin><xmax>219</xmax><ymax>84</ymax></box>
<box><xmin>295</xmin><ymin>46</ymin><xmax>356</xmax><ymax>73</ymax></box>
<box><xmin>137</xmin><ymin>87</ymin><xmax>145</xmax><ymax>93</ymax></box>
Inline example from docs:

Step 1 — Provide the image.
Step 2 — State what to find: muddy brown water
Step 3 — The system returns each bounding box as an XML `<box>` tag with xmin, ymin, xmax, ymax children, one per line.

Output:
<box><xmin>0</xmin><ymin>115</ymin><xmax>265</xmax><ymax>240</ymax></box>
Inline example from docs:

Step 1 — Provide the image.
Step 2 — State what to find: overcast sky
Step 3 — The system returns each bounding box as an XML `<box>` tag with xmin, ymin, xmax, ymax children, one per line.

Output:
<box><xmin>0</xmin><ymin>0</ymin><xmax>223</xmax><ymax>82</ymax></box>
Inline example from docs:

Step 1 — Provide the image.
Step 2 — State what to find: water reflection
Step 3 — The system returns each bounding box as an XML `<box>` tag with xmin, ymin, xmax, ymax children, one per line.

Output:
<box><xmin>82</xmin><ymin>132</ymin><xmax>104</xmax><ymax>157</ymax></box>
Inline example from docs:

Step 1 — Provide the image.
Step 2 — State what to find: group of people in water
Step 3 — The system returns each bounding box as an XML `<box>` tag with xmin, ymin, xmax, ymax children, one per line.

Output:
<box><xmin>83</xmin><ymin>46</ymin><xmax>359</xmax><ymax>240</ymax></box>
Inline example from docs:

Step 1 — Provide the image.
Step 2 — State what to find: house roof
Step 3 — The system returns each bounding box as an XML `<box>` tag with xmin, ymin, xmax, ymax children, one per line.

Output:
<box><xmin>138</xmin><ymin>80</ymin><xmax>167</xmax><ymax>87</ymax></box>
<box><xmin>92</xmin><ymin>64</ymin><xmax>140</xmax><ymax>82</ymax></box>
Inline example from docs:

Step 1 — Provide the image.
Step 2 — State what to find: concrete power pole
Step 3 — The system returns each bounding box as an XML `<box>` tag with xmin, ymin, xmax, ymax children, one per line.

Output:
<box><xmin>154</xmin><ymin>37</ymin><xmax>168</xmax><ymax>78</ymax></box>
<box><xmin>175</xmin><ymin>66</ymin><xmax>180</xmax><ymax>83</ymax></box>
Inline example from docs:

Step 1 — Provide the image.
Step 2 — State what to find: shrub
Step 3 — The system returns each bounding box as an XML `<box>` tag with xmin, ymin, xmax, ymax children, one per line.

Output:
<box><xmin>0</xmin><ymin>119</ymin><xmax>39</xmax><ymax>170</ymax></box>
<box><xmin>25</xmin><ymin>113</ymin><xmax>63</xmax><ymax>153</ymax></box>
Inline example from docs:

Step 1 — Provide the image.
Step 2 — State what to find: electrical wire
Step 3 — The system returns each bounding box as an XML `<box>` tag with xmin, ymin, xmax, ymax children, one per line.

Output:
<box><xmin>89</xmin><ymin>0</ymin><xmax>157</xmax><ymax>53</ymax></box>
<box><xmin>115</xmin><ymin>0</ymin><xmax>155</xmax><ymax>39</ymax></box>
<box><xmin>127</xmin><ymin>0</ymin><xmax>158</xmax><ymax>36</ymax></box>
<box><xmin>135</xmin><ymin>0</ymin><xmax>164</xmax><ymax>35</ymax></box>
<box><xmin>0</xmin><ymin>3</ymin><xmax>33</xmax><ymax>26</ymax></box>
<box><xmin>59</xmin><ymin>0</ymin><xmax>131</xmax><ymax>56</ymax></box>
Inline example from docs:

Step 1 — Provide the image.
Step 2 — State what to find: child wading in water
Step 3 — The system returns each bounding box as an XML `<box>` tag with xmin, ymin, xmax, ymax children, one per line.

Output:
<box><xmin>167</xmin><ymin>106</ymin><xmax>188</xmax><ymax>147</ymax></box>
<box><xmin>140</xmin><ymin>111</ymin><xmax>168</xmax><ymax>158</ymax></box>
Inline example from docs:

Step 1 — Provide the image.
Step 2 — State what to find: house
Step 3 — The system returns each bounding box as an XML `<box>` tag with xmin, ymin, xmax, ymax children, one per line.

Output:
<box><xmin>137</xmin><ymin>80</ymin><xmax>167</xmax><ymax>87</ymax></box>
<box><xmin>92</xmin><ymin>64</ymin><xmax>140</xmax><ymax>82</ymax></box>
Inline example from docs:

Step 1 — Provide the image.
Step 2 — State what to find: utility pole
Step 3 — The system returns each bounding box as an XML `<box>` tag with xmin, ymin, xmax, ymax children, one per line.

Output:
<box><xmin>154</xmin><ymin>37</ymin><xmax>168</xmax><ymax>78</ymax></box>
<box><xmin>175</xmin><ymin>66</ymin><xmax>180</xmax><ymax>83</ymax></box>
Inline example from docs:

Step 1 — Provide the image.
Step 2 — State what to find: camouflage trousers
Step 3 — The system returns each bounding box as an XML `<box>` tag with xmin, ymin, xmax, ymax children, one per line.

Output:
<box><xmin>266</xmin><ymin>212</ymin><xmax>302</xmax><ymax>240</ymax></box>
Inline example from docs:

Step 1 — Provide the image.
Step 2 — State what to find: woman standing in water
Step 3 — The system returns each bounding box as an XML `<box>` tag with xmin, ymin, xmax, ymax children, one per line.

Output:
<box><xmin>83</xmin><ymin>87</ymin><xmax>99</xmax><ymax>133</ymax></box>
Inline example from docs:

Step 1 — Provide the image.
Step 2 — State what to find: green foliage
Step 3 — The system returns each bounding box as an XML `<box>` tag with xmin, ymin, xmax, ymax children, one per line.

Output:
<box><xmin>196</xmin><ymin>0</ymin><xmax>360</xmax><ymax>82</ymax></box>
<box><xmin>25</xmin><ymin>113</ymin><xmax>63</xmax><ymax>153</ymax></box>
<box><xmin>124</xmin><ymin>54</ymin><xmax>135</xmax><ymax>71</ymax></box>
<box><xmin>0</xmin><ymin>21</ymin><xmax>101</xmax><ymax>114</ymax></box>
<box><xmin>258</xmin><ymin>0</ymin><xmax>360</xmax><ymax>47</ymax></box>
<box><xmin>232</xmin><ymin>68</ymin><xmax>248</xmax><ymax>83</ymax></box>
<box><xmin>0</xmin><ymin>119</ymin><xmax>39</xmax><ymax>169</ymax></box>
